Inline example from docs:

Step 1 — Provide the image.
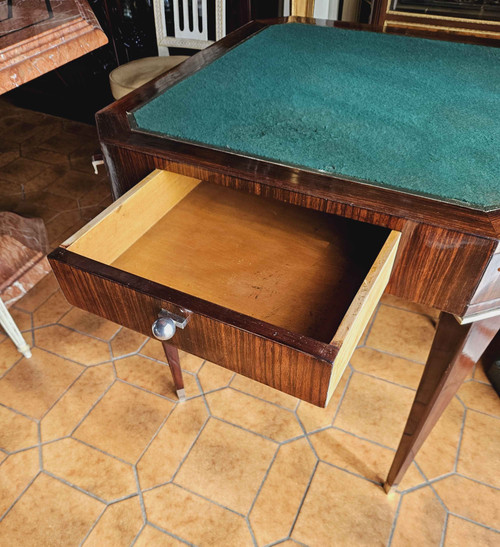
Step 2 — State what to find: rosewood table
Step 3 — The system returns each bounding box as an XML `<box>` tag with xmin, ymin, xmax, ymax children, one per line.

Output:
<box><xmin>49</xmin><ymin>17</ymin><xmax>500</xmax><ymax>492</ymax></box>
<box><xmin>0</xmin><ymin>0</ymin><xmax>107</xmax><ymax>94</ymax></box>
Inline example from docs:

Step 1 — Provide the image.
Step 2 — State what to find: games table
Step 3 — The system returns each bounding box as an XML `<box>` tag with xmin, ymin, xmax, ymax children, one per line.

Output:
<box><xmin>49</xmin><ymin>17</ymin><xmax>500</xmax><ymax>491</ymax></box>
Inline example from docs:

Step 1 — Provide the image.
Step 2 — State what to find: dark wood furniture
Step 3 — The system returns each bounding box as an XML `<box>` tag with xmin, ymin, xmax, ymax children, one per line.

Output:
<box><xmin>48</xmin><ymin>17</ymin><xmax>500</xmax><ymax>492</ymax></box>
<box><xmin>0</xmin><ymin>0</ymin><xmax>107</xmax><ymax>94</ymax></box>
<box><xmin>371</xmin><ymin>0</ymin><xmax>500</xmax><ymax>40</ymax></box>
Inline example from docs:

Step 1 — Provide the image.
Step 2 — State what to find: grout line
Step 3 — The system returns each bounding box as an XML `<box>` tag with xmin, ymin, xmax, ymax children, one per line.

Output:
<box><xmin>439</xmin><ymin>512</ymin><xmax>449</xmax><ymax>547</ymax></box>
<box><xmin>69</xmin><ymin>437</ymin><xmax>134</xmax><ymax>467</ymax></box>
<box><xmin>79</xmin><ymin>504</ymin><xmax>108</xmax><ymax>546</ymax></box>
<box><xmin>245</xmin><ymin>513</ymin><xmax>259</xmax><ymax>547</ymax></box>
<box><xmin>320</xmin><ymin>459</ymin><xmax>385</xmax><ymax>487</ymax></box>
<box><xmin>453</xmin><ymin>407</ymin><xmax>468</xmax><ymax>472</ymax></box>
<box><xmin>247</xmin><ymin>443</ymin><xmax>281</xmax><ymax>518</ymax></box>
<box><xmin>171</xmin><ymin>481</ymin><xmax>247</xmax><ymax>518</ymax></box>
<box><xmin>170</xmin><ymin>417</ymin><xmax>210</xmax><ymax>483</ymax></box>
<box><xmin>386</xmin><ymin>491</ymin><xmax>404</xmax><ymax>546</ymax></box>
<box><xmin>67</xmin><ymin>379</ymin><xmax>116</xmax><ymax>437</ymax></box>
<box><xmin>209</xmin><ymin>415</ymin><xmax>281</xmax><ymax>445</ymax></box>
<box><xmin>331</xmin><ymin>368</ymin><xmax>354</xmax><ymax>425</ymax></box>
<box><xmin>361</xmin><ymin>344</ymin><xmax>429</xmax><ymax>366</ymax></box>
<box><xmin>114</xmin><ymin>377</ymin><xmax>178</xmax><ymax>404</ymax></box>
<box><xmin>39</xmin><ymin>366</ymin><xmax>87</xmax><ymax>422</ymax></box>
<box><xmin>42</xmin><ymin>470</ymin><xmax>108</xmax><ymax>504</ymax></box>
<box><xmin>133</xmin><ymin>466</ymin><xmax>148</xmax><ymax>526</ymax></box>
<box><xmin>134</xmin><ymin>401</ymin><xmax>177</xmax><ymax>466</ymax></box>
<box><xmin>453</xmin><ymin>473</ymin><xmax>500</xmax><ymax>492</ymax></box>
<box><xmin>447</xmin><ymin>512</ymin><xmax>500</xmax><ymax>534</ymax></box>
<box><xmin>129</xmin><ymin>522</ymin><xmax>146</xmax><ymax>547</ymax></box>
<box><xmin>229</xmin><ymin>385</ymin><xmax>299</xmax><ymax>413</ymax></box>
<box><xmin>0</xmin><ymin>401</ymin><xmax>39</xmax><ymax>423</ymax></box>
<box><xmin>330</xmin><ymin>425</ymin><xmax>400</xmax><ymax>452</ymax></box>
<box><xmin>146</xmin><ymin>521</ymin><xmax>194</xmax><ymax>546</ymax></box>
<box><xmin>288</xmin><ymin>460</ymin><xmax>319</xmax><ymax>538</ymax></box>
<box><xmin>353</xmin><ymin>369</ymin><xmax>419</xmax><ymax>392</ymax></box>
<box><xmin>0</xmin><ymin>470</ymin><xmax>41</xmax><ymax>523</ymax></box>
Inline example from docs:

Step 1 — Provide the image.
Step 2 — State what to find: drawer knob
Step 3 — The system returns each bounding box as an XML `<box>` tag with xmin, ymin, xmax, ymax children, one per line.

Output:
<box><xmin>152</xmin><ymin>309</ymin><xmax>190</xmax><ymax>341</ymax></box>
<box><xmin>152</xmin><ymin>317</ymin><xmax>177</xmax><ymax>340</ymax></box>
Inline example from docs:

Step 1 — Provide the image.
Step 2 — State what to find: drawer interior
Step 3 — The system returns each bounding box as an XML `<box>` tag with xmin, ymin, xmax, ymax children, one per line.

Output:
<box><xmin>65</xmin><ymin>170</ymin><xmax>392</xmax><ymax>344</ymax></box>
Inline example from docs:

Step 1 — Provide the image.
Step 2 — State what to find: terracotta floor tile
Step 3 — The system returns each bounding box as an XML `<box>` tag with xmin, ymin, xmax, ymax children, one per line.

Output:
<box><xmin>206</xmin><ymin>388</ymin><xmax>302</xmax><ymax>442</ymax></box>
<box><xmin>292</xmin><ymin>463</ymin><xmax>399</xmax><ymax>546</ymax></box>
<box><xmin>140</xmin><ymin>341</ymin><xmax>204</xmax><ymax>373</ymax></box>
<box><xmin>0</xmin><ymin>348</ymin><xmax>82</xmax><ymax>419</ymax></box>
<box><xmin>396</xmin><ymin>463</ymin><xmax>427</xmax><ymax>492</ymax></box>
<box><xmin>35</xmin><ymin>324</ymin><xmax>111</xmax><ymax>365</ymax></box>
<box><xmin>334</xmin><ymin>373</ymin><xmax>414</xmax><ymax>449</ymax></box>
<box><xmin>7</xmin><ymin>308</ymin><xmax>31</xmax><ymax>332</ymax></box>
<box><xmin>391</xmin><ymin>487</ymin><xmax>446</xmax><ymax>547</ymax></box>
<box><xmin>15</xmin><ymin>272</ymin><xmax>58</xmax><ymax>312</ymax></box>
<box><xmin>115</xmin><ymin>355</ymin><xmax>200</xmax><ymax>399</ymax></box>
<box><xmin>0</xmin><ymin>473</ymin><xmax>103</xmax><ymax>545</ymax></box>
<box><xmin>0</xmin><ymin>338</ymin><xmax>22</xmax><ymax>376</ymax></box>
<box><xmin>0</xmin><ymin>448</ymin><xmax>39</xmax><ymax>517</ymax></box>
<box><xmin>21</xmin><ymin>144</ymin><xmax>68</xmax><ymax>165</ymax></box>
<box><xmin>83</xmin><ymin>496</ymin><xmax>143</xmax><ymax>546</ymax></box>
<box><xmin>138</xmin><ymin>397</ymin><xmax>207</xmax><ymax>489</ymax></box>
<box><xmin>444</xmin><ymin>516</ymin><xmax>500</xmax><ymax>546</ymax></box>
<box><xmin>231</xmin><ymin>373</ymin><xmax>298</xmax><ymax>409</ymax></box>
<box><xmin>250</xmin><ymin>438</ymin><xmax>316</xmax><ymax>546</ymax></box>
<box><xmin>22</xmin><ymin>163</ymin><xmax>69</xmax><ymax>193</ymax></box>
<box><xmin>351</xmin><ymin>347</ymin><xmax>424</xmax><ymax>389</ymax></box>
<box><xmin>473</xmin><ymin>359</ymin><xmax>490</xmax><ymax>383</ymax></box>
<box><xmin>198</xmin><ymin>360</ymin><xmax>234</xmax><ymax>392</ymax></box>
<box><xmin>43</xmin><ymin>438</ymin><xmax>137</xmax><ymax>501</ymax></box>
<box><xmin>380</xmin><ymin>294</ymin><xmax>440</xmax><ymax>320</ymax></box>
<box><xmin>296</xmin><ymin>368</ymin><xmax>350</xmax><ymax>432</ymax></box>
<box><xmin>135</xmin><ymin>525</ymin><xmax>186</xmax><ymax>546</ymax></box>
<box><xmin>0</xmin><ymin>139</ymin><xmax>19</xmax><ymax>167</ymax></box>
<box><xmin>309</xmin><ymin>428</ymin><xmax>394</xmax><ymax>484</ymax></box>
<box><xmin>144</xmin><ymin>483</ymin><xmax>253</xmax><ymax>546</ymax></box>
<box><xmin>433</xmin><ymin>475</ymin><xmax>500</xmax><ymax>529</ymax></box>
<box><xmin>40</xmin><ymin>131</ymin><xmax>86</xmax><ymax>155</ymax></box>
<box><xmin>32</xmin><ymin>290</ymin><xmax>71</xmax><ymax>327</ymax></box>
<box><xmin>111</xmin><ymin>327</ymin><xmax>147</xmax><ymax>357</ymax></box>
<box><xmin>458</xmin><ymin>381</ymin><xmax>500</xmax><ymax>417</ymax></box>
<box><xmin>74</xmin><ymin>382</ymin><xmax>173</xmax><ymax>463</ymax></box>
<box><xmin>415</xmin><ymin>398</ymin><xmax>464</xmax><ymax>480</ymax></box>
<box><xmin>41</xmin><ymin>363</ymin><xmax>114</xmax><ymax>442</ymax></box>
<box><xmin>0</xmin><ymin>406</ymin><xmax>38</xmax><ymax>452</ymax></box>
<box><xmin>457</xmin><ymin>410</ymin><xmax>500</xmax><ymax>488</ymax></box>
<box><xmin>48</xmin><ymin>170</ymin><xmax>102</xmax><ymax>201</ymax></box>
<box><xmin>1</xmin><ymin>157</ymin><xmax>48</xmax><ymax>183</ymax></box>
<box><xmin>366</xmin><ymin>305</ymin><xmax>436</xmax><ymax>363</ymax></box>
<box><xmin>139</xmin><ymin>338</ymin><xmax>168</xmax><ymax>362</ymax></box>
<box><xmin>175</xmin><ymin>418</ymin><xmax>276</xmax><ymax>514</ymax></box>
<box><xmin>59</xmin><ymin>307</ymin><xmax>120</xmax><ymax>341</ymax></box>
<box><xmin>45</xmin><ymin>209</ymin><xmax>84</xmax><ymax>243</ymax></box>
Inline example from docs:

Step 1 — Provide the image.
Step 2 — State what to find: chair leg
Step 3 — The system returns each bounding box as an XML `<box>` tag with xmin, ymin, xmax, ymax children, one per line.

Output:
<box><xmin>0</xmin><ymin>299</ymin><xmax>31</xmax><ymax>358</ymax></box>
<box><xmin>161</xmin><ymin>341</ymin><xmax>186</xmax><ymax>401</ymax></box>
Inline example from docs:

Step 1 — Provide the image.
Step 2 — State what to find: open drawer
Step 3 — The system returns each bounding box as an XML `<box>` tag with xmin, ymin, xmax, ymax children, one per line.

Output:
<box><xmin>49</xmin><ymin>169</ymin><xmax>400</xmax><ymax>407</ymax></box>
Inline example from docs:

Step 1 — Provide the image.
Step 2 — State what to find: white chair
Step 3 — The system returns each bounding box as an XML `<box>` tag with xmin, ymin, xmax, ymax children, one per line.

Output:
<box><xmin>154</xmin><ymin>0</ymin><xmax>226</xmax><ymax>56</ymax></box>
<box><xmin>109</xmin><ymin>0</ymin><xmax>226</xmax><ymax>100</ymax></box>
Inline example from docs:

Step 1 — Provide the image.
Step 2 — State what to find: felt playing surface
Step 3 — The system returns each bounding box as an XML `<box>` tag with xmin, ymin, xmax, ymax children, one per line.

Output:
<box><xmin>134</xmin><ymin>23</ymin><xmax>500</xmax><ymax>208</ymax></box>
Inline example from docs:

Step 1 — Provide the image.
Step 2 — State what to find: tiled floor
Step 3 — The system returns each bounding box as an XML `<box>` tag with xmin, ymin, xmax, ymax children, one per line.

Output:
<box><xmin>1</xmin><ymin>100</ymin><xmax>499</xmax><ymax>546</ymax></box>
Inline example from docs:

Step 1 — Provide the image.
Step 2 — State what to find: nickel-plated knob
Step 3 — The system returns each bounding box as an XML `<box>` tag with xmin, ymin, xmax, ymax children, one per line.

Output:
<box><xmin>152</xmin><ymin>317</ymin><xmax>176</xmax><ymax>340</ymax></box>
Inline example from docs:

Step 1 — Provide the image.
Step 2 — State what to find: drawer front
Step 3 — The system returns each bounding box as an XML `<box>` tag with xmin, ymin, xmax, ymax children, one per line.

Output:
<box><xmin>50</xmin><ymin>253</ymin><xmax>335</xmax><ymax>407</ymax></box>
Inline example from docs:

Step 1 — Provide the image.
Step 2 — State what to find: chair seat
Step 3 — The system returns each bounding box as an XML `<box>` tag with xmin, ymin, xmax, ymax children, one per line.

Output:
<box><xmin>109</xmin><ymin>56</ymin><xmax>189</xmax><ymax>100</ymax></box>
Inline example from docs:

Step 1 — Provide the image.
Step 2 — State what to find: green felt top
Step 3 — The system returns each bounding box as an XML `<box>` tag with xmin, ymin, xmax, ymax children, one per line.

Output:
<box><xmin>133</xmin><ymin>24</ymin><xmax>500</xmax><ymax>209</ymax></box>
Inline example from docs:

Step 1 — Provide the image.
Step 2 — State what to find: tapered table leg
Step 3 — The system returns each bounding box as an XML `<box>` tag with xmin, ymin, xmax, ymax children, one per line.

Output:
<box><xmin>384</xmin><ymin>312</ymin><xmax>500</xmax><ymax>492</ymax></box>
<box><xmin>161</xmin><ymin>342</ymin><xmax>186</xmax><ymax>401</ymax></box>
